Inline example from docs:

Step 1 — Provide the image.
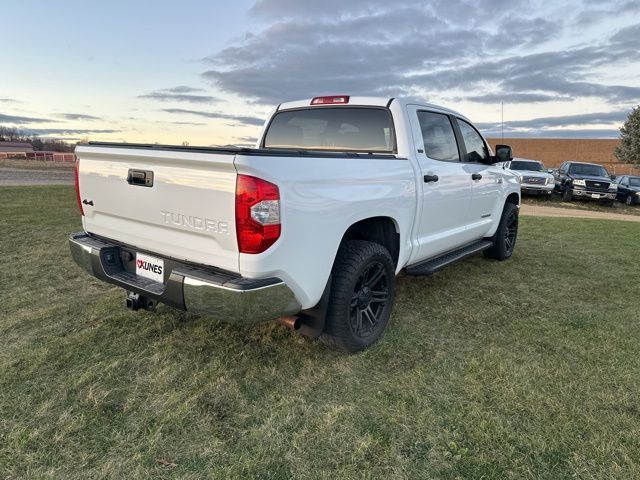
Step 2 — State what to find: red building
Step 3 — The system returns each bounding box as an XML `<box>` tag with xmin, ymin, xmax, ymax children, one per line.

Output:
<box><xmin>487</xmin><ymin>138</ymin><xmax>636</xmax><ymax>175</ymax></box>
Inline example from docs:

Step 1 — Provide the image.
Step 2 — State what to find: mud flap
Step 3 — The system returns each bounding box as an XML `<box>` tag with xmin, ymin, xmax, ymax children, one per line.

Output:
<box><xmin>297</xmin><ymin>275</ymin><xmax>331</xmax><ymax>339</ymax></box>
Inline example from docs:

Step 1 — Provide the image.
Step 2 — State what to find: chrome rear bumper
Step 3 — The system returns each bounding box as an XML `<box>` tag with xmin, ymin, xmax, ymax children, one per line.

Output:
<box><xmin>69</xmin><ymin>232</ymin><xmax>301</xmax><ymax>324</ymax></box>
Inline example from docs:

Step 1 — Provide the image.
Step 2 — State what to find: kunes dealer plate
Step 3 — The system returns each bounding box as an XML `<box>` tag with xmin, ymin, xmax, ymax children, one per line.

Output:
<box><xmin>136</xmin><ymin>252</ymin><xmax>164</xmax><ymax>283</ymax></box>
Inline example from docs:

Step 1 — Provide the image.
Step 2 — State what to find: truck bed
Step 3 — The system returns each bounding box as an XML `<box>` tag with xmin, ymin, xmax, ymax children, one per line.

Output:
<box><xmin>84</xmin><ymin>141</ymin><xmax>399</xmax><ymax>159</ymax></box>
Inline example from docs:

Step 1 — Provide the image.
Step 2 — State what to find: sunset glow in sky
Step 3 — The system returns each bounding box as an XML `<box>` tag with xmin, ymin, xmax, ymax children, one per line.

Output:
<box><xmin>2</xmin><ymin>0</ymin><xmax>639</xmax><ymax>146</ymax></box>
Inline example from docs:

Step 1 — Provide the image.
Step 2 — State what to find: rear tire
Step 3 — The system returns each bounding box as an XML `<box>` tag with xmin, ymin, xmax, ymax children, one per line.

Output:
<box><xmin>320</xmin><ymin>240</ymin><xmax>396</xmax><ymax>353</ymax></box>
<box><xmin>483</xmin><ymin>202</ymin><xmax>519</xmax><ymax>261</ymax></box>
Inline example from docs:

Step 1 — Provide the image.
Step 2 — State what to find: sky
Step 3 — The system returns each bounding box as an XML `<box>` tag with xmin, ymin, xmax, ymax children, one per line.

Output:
<box><xmin>1</xmin><ymin>0</ymin><xmax>639</xmax><ymax>146</ymax></box>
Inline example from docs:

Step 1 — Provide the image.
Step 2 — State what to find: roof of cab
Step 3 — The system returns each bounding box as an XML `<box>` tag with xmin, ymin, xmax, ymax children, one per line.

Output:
<box><xmin>277</xmin><ymin>96</ymin><xmax>468</xmax><ymax>121</ymax></box>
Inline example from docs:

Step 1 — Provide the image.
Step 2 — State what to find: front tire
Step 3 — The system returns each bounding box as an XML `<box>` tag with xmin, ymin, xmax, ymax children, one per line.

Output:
<box><xmin>483</xmin><ymin>202</ymin><xmax>519</xmax><ymax>261</ymax></box>
<box><xmin>320</xmin><ymin>240</ymin><xmax>396</xmax><ymax>353</ymax></box>
<box><xmin>627</xmin><ymin>194</ymin><xmax>636</xmax><ymax>206</ymax></box>
<box><xmin>562</xmin><ymin>187</ymin><xmax>573</xmax><ymax>202</ymax></box>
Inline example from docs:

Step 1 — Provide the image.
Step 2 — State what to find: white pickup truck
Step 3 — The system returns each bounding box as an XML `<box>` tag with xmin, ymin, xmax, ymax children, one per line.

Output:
<box><xmin>70</xmin><ymin>96</ymin><xmax>520</xmax><ymax>352</ymax></box>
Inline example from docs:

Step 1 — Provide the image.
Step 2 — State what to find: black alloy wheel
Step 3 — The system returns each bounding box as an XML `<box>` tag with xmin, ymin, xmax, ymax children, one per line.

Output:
<box><xmin>349</xmin><ymin>261</ymin><xmax>390</xmax><ymax>339</ymax></box>
<box><xmin>321</xmin><ymin>240</ymin><xmax>396</xmax><ymax>353</ymax></box>
<box><xmin>483</xmin><ymin>202</ymin><xmax>519</xmax><ymax>261</ymax></box>
<box><xmin>504</xmin><ymin>209</ymin><xmax>518</xmax><ymax>255</ymax></box>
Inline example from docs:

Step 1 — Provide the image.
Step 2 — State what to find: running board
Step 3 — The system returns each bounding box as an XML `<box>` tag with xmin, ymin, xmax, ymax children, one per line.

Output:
<box><xmin>405</xmin><ymin>240</ymin><xmax>493</xmax><ymax>276</ymax></box>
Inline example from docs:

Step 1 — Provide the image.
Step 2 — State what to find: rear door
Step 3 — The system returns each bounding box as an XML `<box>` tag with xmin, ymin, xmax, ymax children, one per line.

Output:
<box><xmin>453</xmin><ymin>118</ymin><xmax>503</xmax><ymax>238</ymax></box>
<box><xmin>76</xmin><ymin>145</ymin><xmax>239</xmax><ymax>272</ymax></box>
<box><xmin>407</xmin><ymin>106</ymin><xmax>475</xmax><ymax>263</ymax></box>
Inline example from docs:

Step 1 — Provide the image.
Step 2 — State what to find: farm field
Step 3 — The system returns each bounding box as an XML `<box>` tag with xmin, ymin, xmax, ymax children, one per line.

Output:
<box><xmin>1</xmin><ymin>185</ymin><xmax>640</xmax><ymax>479</ymax></box>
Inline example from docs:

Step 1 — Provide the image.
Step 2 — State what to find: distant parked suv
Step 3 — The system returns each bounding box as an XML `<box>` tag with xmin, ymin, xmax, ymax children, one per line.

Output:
<box><xmin>554</xmin><ymin>161</ymin><xmax>617</xmax><ymax>205</ymax></box>
<box><xmin>614</xmin><ymin>175</ymin><xmax>640</xmax><ymax>205</ymax></box>
<box><xmin>505</xmin><ymin>158</ymin><xmax>554</xmax><ymax>196</ymax></box>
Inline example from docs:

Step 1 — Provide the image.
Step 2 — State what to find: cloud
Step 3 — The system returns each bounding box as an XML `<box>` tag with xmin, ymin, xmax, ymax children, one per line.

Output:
<box><xmin>477</xmin><ymin>110</ymin><xmax>629</xmax><ymax>131</ymax></box>
<box><xmin>483</xmin><ymin>128</ymin><xmax>620</xmax><ymax>139</ymax></box>
<box><xmin>0</xmin><ymin>113</ymin><xmax>52</xmax><ymax>124</ymax></box>
<box><xmin>21</xmin><ymin>128</ymin><xmax>120</xmax><ymax>135</ymax></box>
<box><xmin>248</xmin><ymin>0</ymin><xmax>531</xmax><ymax>21</ymax></box>
<box><xmin>170</xmin><ymin>121</ymin><xmax>208</xmax><ymax>126</ymax></box>
<box><xmin>461</xmin><ymin>93</ymin><xmax>572</xmax><ymax>104</ymax></box>
<box><xmin>408</xmin><ymin>43</ymin><xmax>640</xmax><ymax>104</ymax></box>
<box><xmin>0</xmin><ymin>98</ymin><xmax>21</xmax><ymax>104</ymax></box>
<box><xmin>574</xmin><ymin>1</ymin><xmax>640</xmax><ymax>26</ymax></box>
<box><xmin>162</xmin><ymin>108</ymin><xmax>264</xmax><ymax>126</ymax></box>
<box><xmin>56</xmin><ymin>113</ymin><xmax>102</xmax><ymax>120</ymax></box>
<box><xmin>203</xmin><ymin>2</ymin><xmax>563</xmax><ymax>105</ymax></box>
<box><xmin>138</xmin><ymin>86</ymin><xmax>218</xmax><ymax>104</ymax></box>
<box><xmin>200</xmin><ymin>0</ymin><xmax>640</xmax><ymax>143</ymax></box>
<box><xmin>235</xmin><ymin>136</ymin><xmax>258</xmax><ymax>143</ymax></box>
<box><xmin>162</xmin><ymin>86</ymin><xmax>205</xmax><ymax>94</ymax></box>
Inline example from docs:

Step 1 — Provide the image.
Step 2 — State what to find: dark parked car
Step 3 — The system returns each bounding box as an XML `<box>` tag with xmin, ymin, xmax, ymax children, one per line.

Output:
<box><xmin>614</xmin><ymin>175</ymin><xmax>640</xmax><ymax>205</ymax></box>
<box><xmin>554</xmin><ymin>161</ymin><xmax>618</xmax><ymax>205</ymax></box>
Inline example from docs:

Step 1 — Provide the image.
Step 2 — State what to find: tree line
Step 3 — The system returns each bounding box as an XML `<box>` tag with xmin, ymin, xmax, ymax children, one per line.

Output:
<box><xmin>0</xmin><ymin>126</ymin><xmax>77</xmax><ymax>152</ymax></box>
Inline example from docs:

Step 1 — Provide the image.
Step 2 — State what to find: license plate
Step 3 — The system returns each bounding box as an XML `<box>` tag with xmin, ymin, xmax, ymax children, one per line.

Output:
<box><xmin>591</xmin><ymin>193</ymin><xmax>601</xmax><ymax>199</ymax></box>
<box><xmin>136</xmin><ymin>252</ymin><xmax>164</xmax><ymax>283</ymax></box>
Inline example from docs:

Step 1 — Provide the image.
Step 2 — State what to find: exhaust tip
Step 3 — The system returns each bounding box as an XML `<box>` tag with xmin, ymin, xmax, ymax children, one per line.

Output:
<box><xmin>278</xmin><ymin>316</ymin><xmax>302</xmax><ymax>330</ymax></box>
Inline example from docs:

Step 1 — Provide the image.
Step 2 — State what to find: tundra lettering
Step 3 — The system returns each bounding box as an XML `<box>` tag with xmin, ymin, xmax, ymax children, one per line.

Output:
<box><xmin>70</xmin><ymin>95</ymin><xmax>521</xmax><ymax>353</ymax></box>
<box><xmin>160</xmin><ymin>211</ymin><xmax>229</xmax><ymax>235</ymax></box>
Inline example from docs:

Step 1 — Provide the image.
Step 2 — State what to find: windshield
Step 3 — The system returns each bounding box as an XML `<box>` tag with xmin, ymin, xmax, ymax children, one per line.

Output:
<box><xmin>568</xmin><ymin>163</ymin><xmax>609</xmax><ymax>177</ymax></box>
<box><xmin>263</xmin><ymin>107</ymin><xmax>395</xmax><ymax>153</ymax></box>
<box><xmin>510</xmin><ymin>160</ymin><xmax>544</xmax><ymax>172</ymax></box>
<box><xmin>630</xmin><ymin>177</ymin><xmax>640</xmax><ymax>187</ymax></box>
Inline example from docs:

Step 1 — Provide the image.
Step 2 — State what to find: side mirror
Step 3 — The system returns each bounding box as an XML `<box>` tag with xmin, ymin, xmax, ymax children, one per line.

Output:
<box><xmin>495</xmin><ymin>144</ymin><xmax>513</xmax><ymax>163</ymax></box>
<box><xmin>547</xmin><ymin>168</ymin><xmax>554</xmax><ymax>174</ymax></box>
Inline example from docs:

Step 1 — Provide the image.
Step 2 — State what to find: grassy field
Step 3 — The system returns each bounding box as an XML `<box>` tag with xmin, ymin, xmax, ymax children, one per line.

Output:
<box><xmin>1</xmin><ymin>186</ymin><xmax>640</xmax><ymax>479</ymax></box>
<box><xmin>0</xmin><ymin>159</ymin><xmax>74</xmax><ymax>170</ymax></box>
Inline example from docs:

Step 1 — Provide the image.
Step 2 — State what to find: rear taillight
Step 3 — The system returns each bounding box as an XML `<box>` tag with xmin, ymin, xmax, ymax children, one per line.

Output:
<box><xmin>74</xmin><ymin>159</ymin><xmax>84</xmax><ymax>216</ymax></box>
<box><xmin>310</xmin><ymin>95</ymin><xmax>350</xmax><ymax>105</ymax></box>
<box><xmin>235</xmin><ymin>174</ymin><xmax>280</xmax><ymax>254</ymax></box>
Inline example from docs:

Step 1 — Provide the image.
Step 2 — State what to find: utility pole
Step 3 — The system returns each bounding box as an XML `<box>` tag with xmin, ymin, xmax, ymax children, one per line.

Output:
<box><xmin>501</xmin><ymin>101</ymin><xmax>504</xmax><ymax>142</ymax></box>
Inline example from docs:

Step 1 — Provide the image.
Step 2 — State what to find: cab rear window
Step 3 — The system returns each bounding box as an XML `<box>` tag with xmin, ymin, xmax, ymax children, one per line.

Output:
<box><xmin>263</xmin><ymin>107</ymin><xmax>395</xmax><ymax>153</ymax></box>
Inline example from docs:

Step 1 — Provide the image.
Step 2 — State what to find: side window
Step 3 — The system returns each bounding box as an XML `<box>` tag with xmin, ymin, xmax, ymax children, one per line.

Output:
<box><xmin>560</xmin><ymin>163</ymin><xmax>568</xmax><ymax>174</ymax></box>
<box><xmin>416</xmin><ymin>111</ymin><xmax>460</xmax><ymax>162</ymax></box>
<box><xmin>457</xmin><ymin>119</ymin><xmax>489</xmax><ymax>163</ymax></box>
<box><xmin>621</xmin><ymin>177</ymin><xmax>629</xmax><ymax>186</ymax></box>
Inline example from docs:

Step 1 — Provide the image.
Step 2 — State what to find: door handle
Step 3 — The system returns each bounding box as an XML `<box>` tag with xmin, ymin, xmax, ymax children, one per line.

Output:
<box><xmin>472</xmin><ymin>173</ymin><xmax>482</xmax><ymax>181</ymax></box>
<box><xmin>423</xmin><ymin>174</ymin><xmax>439</xmax><ymax>183</ymax></box>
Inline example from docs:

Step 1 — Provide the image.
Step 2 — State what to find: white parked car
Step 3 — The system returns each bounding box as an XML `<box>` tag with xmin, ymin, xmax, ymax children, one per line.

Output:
<box><xmin>70</xmin><ymin>96</ymin><xmax>521</xmax><ymax>352</ymax></box>
<box><xmin>504</xmin><ymin>158</ymin><xmax>555</xmax><ymax>196</ymax></box>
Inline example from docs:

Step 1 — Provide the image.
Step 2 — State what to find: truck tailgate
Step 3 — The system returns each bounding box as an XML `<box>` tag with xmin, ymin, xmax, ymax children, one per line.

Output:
<box><xmin>75</xmin><ymin>145</ymin><xmax>239</xmax><ymax>273</ymax></box>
